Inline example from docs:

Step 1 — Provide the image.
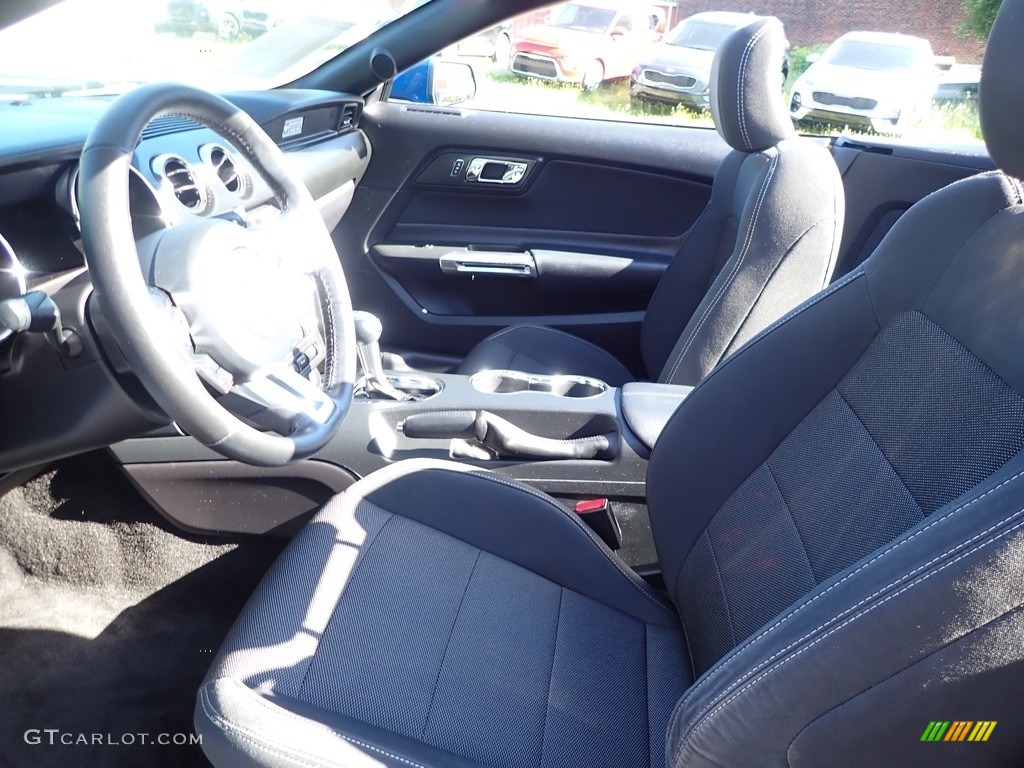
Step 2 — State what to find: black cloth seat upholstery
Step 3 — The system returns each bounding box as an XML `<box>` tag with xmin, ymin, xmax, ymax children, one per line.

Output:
<box><xmin>458</xmin><ymin>17</ymin><xmax>843</xmax><ymax>387</ymax></box>
<box><xmin>197</xmin><ymin>7</ymin><xmax>1024</xmax><ymax>767</ymax></box>
<box><xmin>198</xmin><ymin>461</ymin><xmax>692</xmax><ymax>768</ymax></box>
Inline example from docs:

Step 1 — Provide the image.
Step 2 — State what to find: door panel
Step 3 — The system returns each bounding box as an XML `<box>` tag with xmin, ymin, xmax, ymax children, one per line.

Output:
<box><xmin>832</xmin><ymin>139</ymin><xmax>996</xmax><ymax>277</ymax></box>
<box><xmin>333</xmin><ymin>101</ymin><xmax>730</xmax><ymax>371</ymax></box>
<box><xmin>395</xmin><ymin>159</ymin><xmax>708</xmax><ymax>237</ymax></box>
<box><xmin>370</xmin><ymin>244</ymin><xmax>665</xmax><ymax>316</ymax></box>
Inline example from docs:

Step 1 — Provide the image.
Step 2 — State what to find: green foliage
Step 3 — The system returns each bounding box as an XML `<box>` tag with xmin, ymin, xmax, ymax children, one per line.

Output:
<box><xmin>929</xmin><ymin>100</ymin><xmax>983</xmax><ymax>141</ymax></box>
<box><xmin>787</xmin><ymin>44</ymin><xmax>829</xmax><ymax>85</ymax></box>
<box><xmin>784</xmin><ymin>44</ymin><xmax>828</xmax><ymax>101</ymax></box>
<box><xmin>479</xmin><ymin>60</ymin><xmax>980</xmax><ymax>143</ymax></box>
<box><xmin>959</xmin><ymin>0</ymin><xmax>1002</xmax><ymax>41</ymax></box>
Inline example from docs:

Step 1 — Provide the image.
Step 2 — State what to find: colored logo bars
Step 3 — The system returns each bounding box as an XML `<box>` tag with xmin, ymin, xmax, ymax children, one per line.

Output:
<box><xmin>921</xmin><ymin>721</ymin><xmax>997</xmax><ymax>742</ymax></box>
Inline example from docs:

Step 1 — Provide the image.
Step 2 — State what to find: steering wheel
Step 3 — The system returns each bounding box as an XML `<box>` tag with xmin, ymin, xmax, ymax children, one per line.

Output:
<box><xmin>79</xmin><ymin>84</ymin><xmax>356</xmax><ymax>466</ymax></box>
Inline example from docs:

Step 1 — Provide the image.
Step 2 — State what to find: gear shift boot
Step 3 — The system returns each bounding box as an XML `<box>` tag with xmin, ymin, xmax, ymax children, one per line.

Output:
<box><xmin>353</xmin><ymin>311</ymin><xmax>441</xmax><ymax>401</ymax></box>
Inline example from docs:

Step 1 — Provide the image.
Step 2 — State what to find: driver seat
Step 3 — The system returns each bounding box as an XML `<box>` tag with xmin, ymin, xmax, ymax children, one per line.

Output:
<box><xmin>196</xmin><ymin>5</ymin><xmax>1024</xmax><ymax>766</ymax></box>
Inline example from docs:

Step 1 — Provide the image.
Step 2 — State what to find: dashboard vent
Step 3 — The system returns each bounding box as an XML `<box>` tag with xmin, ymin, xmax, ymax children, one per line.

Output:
<box><xmin>208</xmin><ymin>146</ymin><xmax>244</xmax><ymax>193</ymax></box>
<box><xmin>141</xmin><ymin>115</ymin><xmax>203</xmax><ymax>141</ymax></box>
<box><xmin>161</xmin><ymin>156</ymin><xmax>204</xmax><ymax>210</ymax></box>
<box><xmin>339</xmin><ymin>102</ymin><xmax>361</xmax><ymax>131</ymax></box>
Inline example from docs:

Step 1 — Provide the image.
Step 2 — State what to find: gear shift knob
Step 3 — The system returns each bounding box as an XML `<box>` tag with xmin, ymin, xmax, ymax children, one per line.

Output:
<box><xmin>351</xmin><ymin>311</ymin><xmax>426</xmax><ymax>402</ymax></box>
<box><xmin>353</xmin><ymin>310</ymin><xmax>383</xmax><ymax>346</ymax></box>
<box><xmin>353</xmin><ymin>310</ymin><xmax>386</xmax><ymax>383</ymax></box>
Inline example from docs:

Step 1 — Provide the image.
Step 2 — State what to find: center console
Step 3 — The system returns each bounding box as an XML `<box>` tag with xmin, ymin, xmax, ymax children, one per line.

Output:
<box><xmin>111</xmin><ymin>313</ymin><xmax>692</xmax><ymax>570</ymax></box>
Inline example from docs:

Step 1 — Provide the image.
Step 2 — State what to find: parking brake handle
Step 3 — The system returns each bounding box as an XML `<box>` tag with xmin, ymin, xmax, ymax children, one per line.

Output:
<box><xmin>399</xmin><ymin>410</ymin><xmax>617</xmax><ymax>461</ymax></box>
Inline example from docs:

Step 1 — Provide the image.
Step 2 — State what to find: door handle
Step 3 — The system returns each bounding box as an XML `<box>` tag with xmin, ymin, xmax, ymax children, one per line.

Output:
<box><xmin>465</xmin><ymin>157</ymin><xmax>529</xmax><ymax>185</ymax></box>
<box><xmin>439</xmin><ymin>249</ymin><xmax>536</xmax><ymax>278</ymax></box>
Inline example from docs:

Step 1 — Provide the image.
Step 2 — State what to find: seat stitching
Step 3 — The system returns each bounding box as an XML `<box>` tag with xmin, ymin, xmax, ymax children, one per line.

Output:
<box><xmin>737</xmin><ymin>24</ymin><xmax>771</xmax><ymax>149</ymax></box>
<box><xmin>834</xmin><ymin>388</ymin><xmax>924</xmax><ymax>514</ymax></box>
<box><xmin>642</xmin><ymin>187</ymin><xmax>722</xmax><ymax>375</ymax></box>
<box><xmin>643</xmin><ymin>623</ymin><xmax>652</xmax><ymax>768</ymax></box>
<box><xmin>677</xmin><ymin>617</ymin><xmax>698</xmax><ymax>689</ymax></box>
<box><xmin>704</xmin><ymin>530</ymin><xmax>737</xmax><ymax>648</ymax></box>
<box><xmin>663</xmin><ymin>150</ymin><xmax>779</xmax><ymax>384</ymax></box>
<box><xmin>783</xmin><ymin>601</ymin><xmax>1024</xmax><ymax>760</ymax></box>
<box><xmin>764</xmin><ymin>462</ymin><xmax>818</xmax><ymax>583</ymax></box>
<box><xmin>460</xmin><ymin>470</ymin><xmax>677</xmax><ymax>617</ymax></box>
<box><xmin>716</xmin><ymin>217</ymin><xmax>827</xmax><ymax>363</ymax></box>
<box><xmin>678</xmin><ymin>484</ymin><xmax>1024</xmax><ymax>724</ymax></box>
<box><xmin>672</xmin><ymin>515</ymin><xmax>1024</xmax><ymax>764</ymax></box>
<box><xmin>538</xmin><ymin>587</ymin><xmax>565</xmax><ymax>768</ymax></box>
<box><xmin>467</xmin><ymin>470</ymin><xmax>675</xmax><ymax>615</ymax></box>
<box><xmin>200</xmin><ymin>684</ymin><xmax>432</xmax><ymax>768</ymax></box>
<box><xmin>313</xmin><ymin>272</ymin><xmax>339</xmax><ymax>388</ymax></box>
<box><xmin>296</xmin><ymin>510</ymin><xmax>395</xmax><ymax>697</ymax></box>
<box><xmin>720</xmin><ymin>208</ymin><xmax>839</xmax><ymax>362</ymax></box>
<box><xmin>419</xmin><ymin>549</ymin><xmax>482</xmax><ymax>740</ymax></box>
<box><xmin>679</xmin><ymin>464</ymin><xmax>1024</xmax><ymax>707</ymax></box>
<box><xmin>663</xmin><ymin>151</ymin><xmax>779</xmax><ymax>384</ymax></box>
<box><xmin>706</xmin><ymin>268</ymin><xmax>863</xmax><ymax>373</ymax></box>
<box><xmin>822</xmin><ymin>160</ymin><xmax>844</xmax><ymax>282</ymax></box>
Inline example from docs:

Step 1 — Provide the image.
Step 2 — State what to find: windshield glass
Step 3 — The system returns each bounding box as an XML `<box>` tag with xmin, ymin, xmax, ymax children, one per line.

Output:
<box><xmin>827</xmin><ymin>39</ymin><xmax>917</xmax><ymax>71</ymax></box>
<box><xmin>0</xmin><ymin>0</ymin><xmax>420</xmax><ymax>96</ymax></box>
<box><xmin>548</xmin><ymin>4</ymin><xmax>616</xmax><ymax>34</ymax></box>
<box><xmin>665</xmin><ymin>20</ymin><xmax>737</xmax><ymax>51</ymax></box>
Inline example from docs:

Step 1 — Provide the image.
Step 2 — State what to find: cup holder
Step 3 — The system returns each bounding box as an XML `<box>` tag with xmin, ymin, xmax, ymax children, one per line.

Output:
<box><xmin>470</xmin><ymin>370</ymin><xmax>607</xmax><ymax>399</ymax></box>
<box><xmin>387</xmin><ymin>374</ymin><xmax>442</xmax><ymax>400</ymax></box>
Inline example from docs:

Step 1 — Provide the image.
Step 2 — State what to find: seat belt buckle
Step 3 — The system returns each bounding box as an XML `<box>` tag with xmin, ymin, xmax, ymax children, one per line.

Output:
<box><xmin>574</xmin><ymin>498</ymin><xmax>622</xmax><ymax>550</ymax></box>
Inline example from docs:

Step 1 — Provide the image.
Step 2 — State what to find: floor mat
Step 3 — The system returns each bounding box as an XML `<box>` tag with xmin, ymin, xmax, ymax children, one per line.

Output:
<box><xmin>0</xmin><ymin>452</ymin><xmax>285</xmax><ymax>767</ymax></box>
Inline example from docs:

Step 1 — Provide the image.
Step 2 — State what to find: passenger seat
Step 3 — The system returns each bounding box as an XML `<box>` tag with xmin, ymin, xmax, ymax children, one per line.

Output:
<box><xmin>459</xmin><ymin>16</ymin><xmax>844</xmax><ymax>387</ymax></box>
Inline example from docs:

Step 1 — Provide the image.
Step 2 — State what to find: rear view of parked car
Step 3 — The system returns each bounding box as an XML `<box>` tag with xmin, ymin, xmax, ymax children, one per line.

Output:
<box><xmin>789</xmin><ymin>31</ymin><xmax>938</xmax><ymax>134</ymax></box>
<box><xmin>510</xmin><ymin>1</ymin><xmax>662</xmax><ymax>90</ymax></box>
<box><xmin>629</xmin><ymin>11</ymin><xmax>766</xmax><ymax>109</ymax></box>
<box><xmin>934</xmin><ymin>63</ymin><xmax>981</xmax><ymax>104</ymax></box>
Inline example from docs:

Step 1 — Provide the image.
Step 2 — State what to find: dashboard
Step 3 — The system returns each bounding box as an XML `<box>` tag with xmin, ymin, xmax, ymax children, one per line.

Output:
<box><xmin>0</xmin><ymin>87</ymin><xmax>372</xmax><ymax>472</ymax></box>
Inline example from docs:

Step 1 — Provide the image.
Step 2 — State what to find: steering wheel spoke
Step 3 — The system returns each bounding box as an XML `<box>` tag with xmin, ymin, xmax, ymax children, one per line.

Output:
<box><xmin>232</xmin><ymin>365</ymin><xmax>336</xmax><ymax>435</ymax></box>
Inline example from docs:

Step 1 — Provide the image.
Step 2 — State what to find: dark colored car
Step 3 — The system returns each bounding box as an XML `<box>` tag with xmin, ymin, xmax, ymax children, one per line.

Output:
<box><xmin>154</xmin><ymin>0</ymin><xmax>279</xmax><ymax>41</ymax></box>
<box><xmin>154</xmin><ymin>0</ymin><xmax>212</xmax><ymax>36</ymax></box>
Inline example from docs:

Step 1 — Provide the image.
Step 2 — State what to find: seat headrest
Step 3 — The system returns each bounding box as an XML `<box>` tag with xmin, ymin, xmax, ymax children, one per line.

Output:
<box><xmin>980</xmin><ymin>0</ymin><xmax>1024</xmax><ymax>180</ymax></box>
<box><xmin>710</xmin><ymin>16</ymin><xmax>794</xmax><ymax>153</ymax></box>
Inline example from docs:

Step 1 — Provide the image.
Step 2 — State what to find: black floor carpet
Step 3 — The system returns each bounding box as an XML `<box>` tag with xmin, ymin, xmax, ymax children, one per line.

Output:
<box><xmin>0</xmin><ymin>452</ymin><xmax>284</xmax><ymax>767</ymax></box>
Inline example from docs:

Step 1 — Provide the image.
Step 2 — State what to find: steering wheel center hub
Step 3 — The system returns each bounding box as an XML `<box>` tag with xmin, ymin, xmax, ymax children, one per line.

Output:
<box><xmin>144</xmin><ymin>218</ymin><xmax>313</xmax><ymax>378</ymax></box>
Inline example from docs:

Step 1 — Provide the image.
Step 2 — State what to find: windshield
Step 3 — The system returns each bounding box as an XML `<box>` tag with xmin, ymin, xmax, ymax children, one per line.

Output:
<box><xmin>548</xmin><ymin>4</ymin><xmax>616</xmax><ymax>34</ymax></box>
<box><xmin>0</xmin><ymin>0</ymin><xmax>421</xmax><ymax>96</ymax></box>
<box><xmin>826</xmin><ymin>39</ymin><xmax>917</xmax><ymax>71</ymax></box>
<box><xmin>665</xmin><ymin>20</ymin><xmax>738</xmax><ymax>51</ymax></box>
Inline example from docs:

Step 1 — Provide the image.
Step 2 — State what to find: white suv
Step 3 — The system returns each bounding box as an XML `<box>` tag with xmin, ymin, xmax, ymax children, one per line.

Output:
<box><xmin>789</xmin><ymin>31</ymin><xmax>938</xmax><ymax>134</ymax></box>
